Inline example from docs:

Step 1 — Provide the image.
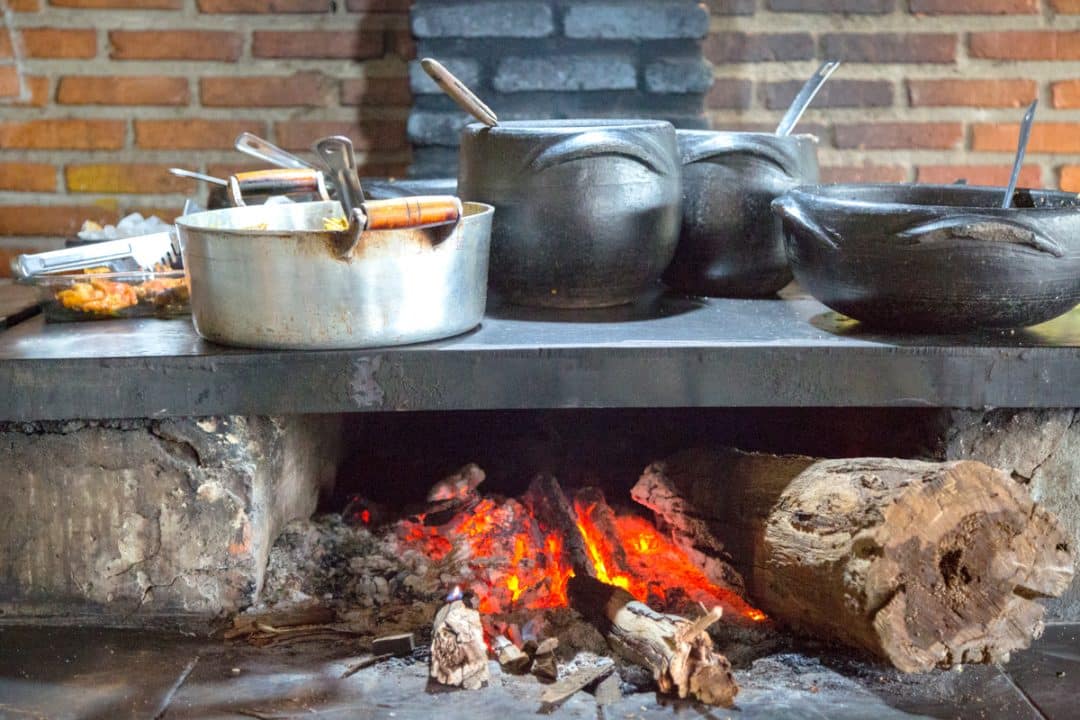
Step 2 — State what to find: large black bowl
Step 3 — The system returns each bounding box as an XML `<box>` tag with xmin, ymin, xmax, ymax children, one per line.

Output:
<box><xmin>772</xmin><ymin>183</ymin><xmax>1080</xmax><ymax>332</ymax></box>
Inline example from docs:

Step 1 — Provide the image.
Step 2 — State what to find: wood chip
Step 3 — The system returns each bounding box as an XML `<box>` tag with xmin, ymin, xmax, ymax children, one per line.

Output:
<box><xmin>539</xmin><ymin>662</ymin><xmax>615</xmax><ymax>705</ymax></box>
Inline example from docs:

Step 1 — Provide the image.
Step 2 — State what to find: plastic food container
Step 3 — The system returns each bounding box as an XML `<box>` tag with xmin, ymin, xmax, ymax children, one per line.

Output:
<box><xmin>23</xmin><ymin>270</ymin><xmax>190</xmax><ymax>322</ymax></box>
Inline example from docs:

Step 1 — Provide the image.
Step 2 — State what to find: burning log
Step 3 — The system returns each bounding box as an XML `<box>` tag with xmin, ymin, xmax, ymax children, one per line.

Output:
<box><xmin>522</xmin><ymin>473</ymin><xmax>595</xmax><ymax>577</ymax></box>
<box><xmin>636</xmin><ymin>449</ymin><xmax>1075</xmax><ymax>672</ymax></box>
<box><xmin>430</xmin><ymin>598</ymin><xmax>490</xmax><ymax>690</ymax></box>
<box><xmin>568</xmin><ymin>575</ymin><xmax>738</xmax><ymax>707</ymax></box>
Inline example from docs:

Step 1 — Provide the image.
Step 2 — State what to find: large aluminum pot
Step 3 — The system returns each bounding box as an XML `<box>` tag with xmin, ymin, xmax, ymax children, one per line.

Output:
<box><xmin>175</xmin><ymin>199</ymin><xmax>493</xmax><ymax>349</ymax></box>
<box><xmin>663</xmin><ymin>131</ymin><xmax>819</xmax><ymax>297</ymax></box>
<box><xmin>773</xmin><ymin>183</ymin><xmax>1080</xmax><ymax>331</ymax></box>
<box><xmin>457</xmin><ymin>119</ymin><xmax>681</xmax><ymax>309</ymax></box>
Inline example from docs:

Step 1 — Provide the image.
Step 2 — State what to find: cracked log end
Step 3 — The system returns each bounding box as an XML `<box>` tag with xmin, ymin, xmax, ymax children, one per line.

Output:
<box><xmin>756</xmin><ymin>458</ymin><xmax>1074</xmax><ymax>672</ymax></box>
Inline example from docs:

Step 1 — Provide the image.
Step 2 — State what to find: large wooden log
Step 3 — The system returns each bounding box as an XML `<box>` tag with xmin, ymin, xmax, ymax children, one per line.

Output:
<box><xmin>568</xmin><ymin>574</ymin><xmax>738</xmax><ymax>707</ymax></box>
<box><xmin>430</xmin><ymin>599</ymin><xmax>489</xmax><ymax>689</ymax></box>
<box><xmin>634</xmin><ymin>449</ymin><xmax>1074</xmax><ymax>672</ymax></box>
<box><xmin>522</xmin><ymin>473</ymin><xmax>595</xmax><ymax>577</ymax></box>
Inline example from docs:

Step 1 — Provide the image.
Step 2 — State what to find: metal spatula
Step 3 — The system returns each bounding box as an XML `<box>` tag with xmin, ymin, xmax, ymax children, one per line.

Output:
<box><xmin>14</xmin><ymin>231</ymin><xmax>180</xmax><ymax>278</ymax></box>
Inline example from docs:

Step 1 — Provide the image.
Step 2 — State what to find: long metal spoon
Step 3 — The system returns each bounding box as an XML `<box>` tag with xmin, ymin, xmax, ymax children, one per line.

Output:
<box><xmin>235</xmin><ymin>132</ymin><xmax>317</xmax><ymax>171</ymax></box>
<box><xmin>1002</xmin><ymin>99</ymin><xmax>1038</xmax><ymax>209</ymax></box>
<box><xmin>775</xmin><ymin>60</ymin><xmax>841</xmax><ymax>137</ymax></box>
<box><xmin>169</xmin><ymin>167</ymin><xmax>227</xmax><ymax>186</ymax></box>
<box><xmin>421</xmin><ymin>57</ymin><xmax>498</xmax><ymax>127</ymax></box>
<box><xmin>313</xmin><ymin>135</ymin><xmax>365</xmax><ymax>218</ymax></box>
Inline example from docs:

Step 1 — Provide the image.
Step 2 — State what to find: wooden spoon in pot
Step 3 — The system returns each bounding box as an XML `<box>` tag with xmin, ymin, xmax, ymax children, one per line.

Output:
<box><xmin>421</xmin><ymin>58</ymin><xmax>498</xmax><ymax>128</ymax></box>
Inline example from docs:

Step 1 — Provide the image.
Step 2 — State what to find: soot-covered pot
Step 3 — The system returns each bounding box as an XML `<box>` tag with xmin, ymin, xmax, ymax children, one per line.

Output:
<box><xmin>663</xmin><ymin>131</ymin><xmax>819</xmax><ymax>297</ymax></box>
<box><xmin>457</xmin><ymin>119</ymin><xmax>681</xmax><ymax>308</ymax></box>
<box><xmin>772</xmin><ymin>183</ymin><xmax>1080</xmax><ymax>331</ymax></box>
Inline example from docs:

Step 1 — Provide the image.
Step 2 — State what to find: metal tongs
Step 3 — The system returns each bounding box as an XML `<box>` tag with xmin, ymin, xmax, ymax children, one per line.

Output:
<box><xmin>13</xmin><ymin>232</ymin><xmax>180</xmax><ymax>279</ymax></box>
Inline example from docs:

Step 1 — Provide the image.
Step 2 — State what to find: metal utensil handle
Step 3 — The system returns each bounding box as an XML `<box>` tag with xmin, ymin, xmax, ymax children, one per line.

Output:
<box><xmin>235</xmin><ymin>132</ymin><xmax>316</xmax><ymax>171</ymax></box>
<box><xmin>360</xmin><ymin>196</ymin><xmax>463</xmax><ymax>231</ymax></box>
<box><xmin>15</xmin><ymin>233</ymin><xmax>168</xmax><ymax>277</ymax></box>
<box><xmin>420</xmin><ymin>58</ymin><xmax>498</xmax><ymax>127</ymax></box>
<box><xmin>170</xmin><ymin>167</ymin><xmax>227</xmax><ymax>186</ymax></box>
<box><xmin>775</xmin><ymin>60</ymin><xmax>841</xmax><ymax>137</ymax></box>
<box><xmin>313</xmin><ymin>136</ymin><xmax>366</xmax><ymax>215</ymax></box>
<box><xmin>228</xmin><ymin>168</ymin><xmax>331</xmax><ymax>207</ymax></box>
<box><xmin>1002</xmin><ymin>99</ymin><xmax>1038</xmax><ymax>209</ymax></box>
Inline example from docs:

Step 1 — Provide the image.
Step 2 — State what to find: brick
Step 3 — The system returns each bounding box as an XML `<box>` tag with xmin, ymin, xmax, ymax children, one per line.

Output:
<box><xmin>200</xmin><ymin>72</ymin><xmax>334</xmax><ymax>107</ymax></box>
<box><xmin>412</xmin><ymin>1</ymin><xmax>553</xmax><ymax>38</ymax></box>
<box><xmin>706</xmin><ymin>0</ymin><xmax>754</xmax><ymax>13</ymax></box>
<box><xmin>908</xmin><ymin>79</ymin><xmax>1036</xmax><ymax>108</ymax></box>
<box><xmin>0</xmin><ymin>119</ymin><xmax>125</xmax><ymax>150</ymax></box>
<box><xmin>409</xmin><ymin>58</ymin><xmax>480</xmax><ymax>94</ymax></box>
<box><xmin>57</xmin><ymin>76</ymin><xmax>189</xmax><ymax>106</ymax></box>
<box><xmin>821</xmin><ymin>165</ymin><xmax>908</xmax><ymax>183</ymax></box>
<box><xmin>970</xmin><ymin>32</ymin><xmax>1080</xmax><ymax>60</ymax></box>
<box><xmin>51</xmin><ymin>0</ymin><xmax>180</xmax><ymax>7</ymax></box>
<box><xmin>65</xmin><ymin>164</ymin><xmax>190</xmax><ymax>194</ymax></box>
<box><xmin>135</xmin><ymin>119</ymin><xmax>264</xmax><ymax>149</ymax></box>
<box><xmin>768</xmin><ymin>0</ymin><xmax>893</xmax><ymax>11</ymax></box>
<box><xmin>1060</xmin><ymin>166</ymin><xmax>1080</xmax><ymax>192</ymax></box>
<box><xmin>341</xmin><ymin>76</ymin><xmax>412</xmax><ymax>106</ymax></box>
<box><xmin>0</xmin><ymin>66</ymin><xmax>19</xmax><ymax>98</ymax></box>
<box><xmin>765</xmin><ymin>79</ymin><xmax>892</xmax><ymax>109</ymax></box>
<box><xmin>0</xmin><ymin>163</ymin><xmax>56</xmax><ymax>192</ymax></box>
<box><xmin>972</xmin><ymin>123</ymin><xmax>1080</xmax><ymax>153</ymax></box>
<box><xmin>911</xmin><ymin>0</ymin><xmax>1037</xmax><ymax>12</ymax></box>
<box><xmin>645</xmin><ymin>58</ymin><xmax>713</xmax><ymax>94</ymax></box>
<box><xmin>109</xmin><ymin>31</ymin><xmax>242</xmax><ymax>61</ymax></box>
<box><xmin>406</xmin><ymin>110</ymin><xmax>470</xmax><ymax>147</ymax></box>
<box><xmin>346</xmin><ymin>0</ymin><xmax>412</xmax><ymax>10</ymax></box>
<box><xmin>1051</xmin><ymin>0</ymin><xmax>1080</xmax><ymax>11</ymax></box>
<box><xmin>197</xmin><ymin>0</ymin><xmax>330</xmax><ymax>11</ymax></box>
<box><xmin>823</xmin><ymin>33</ymin><xmax>957</xmax><ymax>63</ymax></box>
<box><xmin>7</xmin><ymin>0</ymin><xmax>41</xmax><ymax>9</ymax></box>
<box><xmin>3</xmin><ymin>75</ymin><xmax>49</xmax><ymax>107</ymax></box>
<box><xmin>20</xmin><ymin>28</ymin><xmax>96</xmax><ymax>58</ymax></box>
<box><xmin>390</xmin><ymin>28</ymin><xmax>415</xmax><ymax>59</ymax></box>
<box><xmin>705</xmin><ymin>78</ymin><xmax>752</xmax><ymax>109</ymax></box>
<box><xmin>0</xmin><ymin>205</ymin><xmax>119</xmax><ymax>237</ymax></box>
<box><xmin>834</xmin><ymin>122</ymin><xmax>963</xmax><ymax>149</ymax></box>
<box><xmin>917</xmin><ymin>164</ymin><xmax>1042</xmax><ymax>187</ymax></box>
<box><xmin>1052</xmin><ymin>80</ymin><xmax>1080</xmax><ymax>108</ymax></box>
<box><xmin>704</xmin><ymin>32</ymin><xmax>814</xmax><ymax>63</ymax></box>
<box><xmin>564</xmin><ymin>2</ymin><xmax>709</xmax><ymax>40</ymax></box>
<box><xmin>252</xmin><ymin>31</ymin><xmax>383</xmax><ymax>59</ymax></box>
<box><xmin>274</xmin><ymin>119</ymin><xmax>407</xmax><ymax>151</ymax></box>
<box><xmin>493</xmin><ymin>55</ymin><xmax>636</xmax><ymax>93</ymax></box>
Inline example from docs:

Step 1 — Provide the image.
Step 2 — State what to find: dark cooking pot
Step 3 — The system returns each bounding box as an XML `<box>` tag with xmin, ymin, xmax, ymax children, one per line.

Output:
<box><xmin>457</xmin><ymin>119</ymin><xmax>681</xmax><ymax>308</ymax></box>
<box><xmin>773</xmin><ymin>183</ymin><xmax>1080</xmax><ymax>331</ymax></box>
<box><xmin>664</xmin><ymin>131</ymin><xmax>819</xmax><ymax>297</ymax></box>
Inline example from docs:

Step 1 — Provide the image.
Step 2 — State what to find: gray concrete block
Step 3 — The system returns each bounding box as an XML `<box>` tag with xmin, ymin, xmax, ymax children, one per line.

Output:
<box><xmin>412</xmin><ymin>1</ymin><xmax>554</xmax><ymax>38</ymax></box>
<box><xmin>645</xmin><ymin>57</ymin><xmax>714</xmax><ymax>94</ymax></box>
<box><xmin>493</xmin><ymin>55</ymin><xmax>637</xmax><ymax>93</ymax></box>
<box><xmin>564</xmin><ymin>1</ymin><xmax>709</xmax><ymax>40</ymax></box>
<box><xmin>409</xmin><ymin>58</ymin><xmax>481</xmax><ymax>95</ymax></box>
<box><xmin>945</xmin><ymin>409</ymin><xmax>1080</xmax><ymax>622</ymax></box>
<box><xmin>407</xmin><ymin>110</ymin><xmax>472</xmax><ymax>147</ymax></box>
<box><xmin>0</xmin><ymin>415</ymin><xmax>341</xmax><ymax>625</ymax></box>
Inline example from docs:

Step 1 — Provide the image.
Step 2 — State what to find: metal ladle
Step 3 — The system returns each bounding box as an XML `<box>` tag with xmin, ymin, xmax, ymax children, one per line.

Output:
<box><xmin>775</xmin><ymin>60</ymin><xmax>841</xmax><ymax>137</ymax></box>
<box><xmin>421</xmin><ymin>57</ymin><xmax>498</xmax><ymax>127</ymax></box>
<box><xmin>235</xmin><ymin>132</ymin><xmax>318</xmax><ymax>171</ymax></box>
<box><xmin>1002</xmin><ymin>99</ymin><xmax>1038</xmax><ymax>209</ymax></box>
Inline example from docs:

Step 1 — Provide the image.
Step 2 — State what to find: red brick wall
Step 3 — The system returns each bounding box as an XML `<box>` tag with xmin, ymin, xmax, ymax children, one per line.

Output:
<box><xmin>705</xmin><ymin>0</ymin><xmax>1080</xmax><ymax>188</ymax></box>
<box><xmin>0</xmin><ymin>0</ymin><xmax>413</xmax><ymax>268</ymax></box>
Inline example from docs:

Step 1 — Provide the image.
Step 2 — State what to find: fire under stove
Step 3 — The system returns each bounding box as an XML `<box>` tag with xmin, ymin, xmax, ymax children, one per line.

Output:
<box><xmin>1</xmin><ymin>289</ymin><xmax>1078</xmax><ymax>719</ymax></box>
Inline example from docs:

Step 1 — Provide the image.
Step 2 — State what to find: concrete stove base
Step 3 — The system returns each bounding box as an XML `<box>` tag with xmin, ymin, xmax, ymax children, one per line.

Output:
<box><xmin>0</xmin><ymin>415</ymin><xmax>342</xmax><ymax>626</ymax></box>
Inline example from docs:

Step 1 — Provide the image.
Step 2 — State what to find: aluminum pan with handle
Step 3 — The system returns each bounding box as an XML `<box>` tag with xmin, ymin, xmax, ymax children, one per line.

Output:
<box><xmin>771</xmin><ymin>183</ymin><xmax>1080</xmax><ymax>331</ymax></box>
<box><xmin>175</xmin><ymin>197</ymin><xmax>492</xmax><ymax>349</ymax></box>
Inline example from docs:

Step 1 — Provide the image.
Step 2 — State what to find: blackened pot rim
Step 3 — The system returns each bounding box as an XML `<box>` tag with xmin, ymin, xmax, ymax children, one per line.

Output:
<box><xmin>785</xmin><ymin>182</ymin><xmax>1080</xmax><ymax>214</ymax></box>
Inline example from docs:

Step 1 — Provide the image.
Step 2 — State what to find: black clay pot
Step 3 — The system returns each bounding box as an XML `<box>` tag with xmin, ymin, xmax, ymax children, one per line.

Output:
<box><xmin>457</xmin><ymin>119</ymin><xmax>681</xmax><ymax>308</ymax></box>
<box><xmin>773</xmin><ymin>183</ymin><xmax>1080</xmax><ymax>331</ymax></box>
<box><xmin>663</xmin><ymin>131</ymin><xmax>819</xmax><ymax>298</ymax></box>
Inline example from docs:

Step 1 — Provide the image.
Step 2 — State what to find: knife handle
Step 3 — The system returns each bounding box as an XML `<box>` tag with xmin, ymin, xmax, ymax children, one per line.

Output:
<box><xmin>360</xmin><ymin>196</ymin><xmax>463</xmax><ymax>231</ymax></box>
<box><xmin>228</xmin><ymin>168</ymin><xmax>331</xmax><ymax>206</ymax></box>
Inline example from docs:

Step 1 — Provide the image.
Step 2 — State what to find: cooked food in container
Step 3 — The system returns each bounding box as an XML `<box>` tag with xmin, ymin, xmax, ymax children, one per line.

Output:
<box><xmin>24</xmin><ymin>269</ymin><xmax>190</xmax><ymax>322</ymax></box>
<box><xmin>772</xmin><ymin>183</ymin><xmax>1080</xmax><ymax>331</ymax></box>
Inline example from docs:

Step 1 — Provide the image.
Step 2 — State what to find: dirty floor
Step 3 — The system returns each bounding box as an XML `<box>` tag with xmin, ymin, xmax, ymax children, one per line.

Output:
<box><xmin>0</xmin><ymin>624</ymin><xmax>1076</xmax><ymax>720</ymax></box>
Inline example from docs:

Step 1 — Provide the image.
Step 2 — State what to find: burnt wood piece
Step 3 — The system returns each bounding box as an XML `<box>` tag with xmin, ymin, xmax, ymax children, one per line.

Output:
<box><xmin>522</xmin><ymin>474</ymin><xmax>595</xmax><ymax>578</ymax></box>
<box><xmin>568</xmin><ymin>575</ymin><xmax>738</xmax><ymax>707</ymax></box>
<box><xmin>493</xmin><ymin>635</ymin><xmax>531</xmax><ymax>674</ymax></box>
<box><xmin>573</xmin><ymin>487</ymin><xmax>631</xmax><ymax>577</ymax></box>
<box><xmin>530</xmin><ymin>637</ymin><xmax>559</xmax><ymax>683</ymax></box>
<box><xmin>430</xmin><ymin>599</ymin><xmax>489</xmax><ymax>690</ymax></box>
<box><xmin>539</xmin><ymin>662</ymin><xmax>615</xmax><ymax>706</ymax></box>
<box><xmin>371</xmin><ymin>632</ymin><xmax>414</xmax><ymax>657</ymax></box>
<box><xmin>636</xmin><ymin>449</ymin><xmax>1075</xmax><ymax>672</ymax></box>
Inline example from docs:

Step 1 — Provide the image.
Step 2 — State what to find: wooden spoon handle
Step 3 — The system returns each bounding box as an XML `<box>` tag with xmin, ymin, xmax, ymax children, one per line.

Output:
<box><xmin>361</xmin><ymin>195</ymin><xmax>463</xmax><ymax>231</ymax></box>
<box><xmin>421</xmin><ymin>57</ymin><xmax>498</xmax><ymax>127</ymax></box>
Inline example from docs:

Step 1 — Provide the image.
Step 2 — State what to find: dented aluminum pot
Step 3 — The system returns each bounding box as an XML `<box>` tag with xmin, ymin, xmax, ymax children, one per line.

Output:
<box><xmin>175</xmin><ymin>199</ymin><xmax>493</xmax><ymax>349</ymax></box>
<box><xmin>773</xmin><ymin>183</ymin><xmax>1080</xmax><ymax>331</ymax></box>
<box><xmin>457</xmin><ymin>119</ymin><xmax>681</xmax><ymax>308</ymax></box>
<box><xmin>663</xmin><ymin>130</ymin><xmax>819</xmax><ymax>298</ymax></box>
